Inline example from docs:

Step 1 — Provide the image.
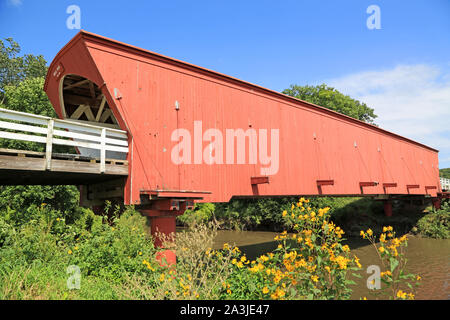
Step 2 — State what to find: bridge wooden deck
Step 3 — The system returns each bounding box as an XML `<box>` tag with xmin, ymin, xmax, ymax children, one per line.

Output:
<box><xmin>0</xmin><ymin>108</ymin><xmax>129</xmax><ymax>186</ymax></box>
<box><xmin>0</xmin><ymin>148</ymin><xmax>128</xmax><ymax>185</ymax></box>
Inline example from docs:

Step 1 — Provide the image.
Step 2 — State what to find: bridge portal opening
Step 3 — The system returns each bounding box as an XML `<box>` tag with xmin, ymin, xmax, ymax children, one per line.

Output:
<box><xmin>60</xmin><ymin>74</ymin><xmax>126</xmax><ymax>160</ymax></box>
<box><xmin>60</xmin><ymin>74</ymin><xmax>119</xmax><ymax>129</ymax></box>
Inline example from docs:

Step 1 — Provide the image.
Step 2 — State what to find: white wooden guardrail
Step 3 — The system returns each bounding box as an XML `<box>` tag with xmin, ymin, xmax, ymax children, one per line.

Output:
<box><xmin>440</xmin><ymin>177</ymin><xmax>450</xmax><ymax>191</ymax></box>
<box><xmin>0</xmin><ymin>107</ymin><xmax>128</xmax><ymax>173</ymax></box>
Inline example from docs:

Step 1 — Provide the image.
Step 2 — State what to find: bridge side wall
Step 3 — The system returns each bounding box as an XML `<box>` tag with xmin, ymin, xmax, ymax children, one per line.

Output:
<box><xmin>47</xmin><ymin>33</ymin><xmax>441</xmax><ymax>205</ymax></box>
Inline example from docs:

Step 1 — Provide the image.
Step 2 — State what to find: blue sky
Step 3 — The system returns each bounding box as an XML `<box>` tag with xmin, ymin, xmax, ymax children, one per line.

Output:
<box><xmin>1</xmin><ymin>0</ymin><xmax>450</xmax><ymax>167</ymax></box>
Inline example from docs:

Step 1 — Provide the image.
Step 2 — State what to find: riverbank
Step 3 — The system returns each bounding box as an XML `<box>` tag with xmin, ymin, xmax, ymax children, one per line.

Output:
<box><xmin>210</xmin><ymin>230</ymin><xmax>450</xmax><ymax>300</ymax></box>
<box><xmin>178</xmin><ymin>197</ymin><xmax>450</xmax><ymax>239</ymax></box>
<box><xmin>0</xmin><ymin>199</ymin><xmax>446</xmax><ymax>300</ymax></box>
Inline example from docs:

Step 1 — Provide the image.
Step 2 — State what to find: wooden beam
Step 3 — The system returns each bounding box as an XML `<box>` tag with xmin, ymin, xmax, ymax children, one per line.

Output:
<box><xmin>360</xmin><ymin>181</ymin><xmax>379</xmax><ymax>187</ymax></box>
<box><xmin>317</xmin><ymin>180</ymin><xmax>334</xmax><ymax>195</ymax></box>
<box><xmin>317</xmin><ymin>180</ymin><xmax>334</xmax><ymax>186</ymax></box>
<box><xmin>383</xmin><ymin>182</ymin><xmax>397</xmax><ymax>194</ymax></box>
<box><xmin>45</xmin><ymin>119</ymin><xmax>54</xmax><ymax>170</ymax></box>
<box><xmin>383</xmin><ymin>183</ymin><xmax>397</xmax><ymax>188</ymax></box>
<box><xmin>70</xmin><ymin>104</ymin><xmax>88</xmax><ymax>120</ymax></box>
<box><xmin>63</xmin><ymin>93</ymin><xmax>98</xmax><ymax>106</ymax></box>
<box><xmin>69</xmin><ymin>104</ymin><xmax>96</xmax><ymax>121</ymax></box>
<box><xmin>84</xmin><ymin>105</ymin><xmax>96</xmax><ymax>121</ymax></box>
<box><xmin>99</xmin><ymin>109</ymin><xmax>113</xmax><ymax>123</ymax></box>
<box><xmin>64</xmin><ymin>79</ymin><xmax>90</xmax><ymax>90</ymax></box>
<box><xmin>100</xmin><ymin>128</ymin><xmax>106</xmax><ymax>173</ymax></box>
<box><xmin>88</xmin><ymin>82</ymin><xmax>96</xmax><ymax>99</ymax></box>
<box><xmin>95</xmin><ymin>95</ymin><xmax>106</xmax><ymax>122</ymax></box>
<box><xmin>251</xmin><ymin>176</ymin><xmax>269</xmax><ymax>185</ymax></box>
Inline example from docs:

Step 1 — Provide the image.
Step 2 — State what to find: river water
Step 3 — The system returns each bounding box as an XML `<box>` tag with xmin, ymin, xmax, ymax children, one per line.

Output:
<box><xmin>211</xmin><ymin>230</ymin><xmax>450</xmax><ymax>300</ymax></box>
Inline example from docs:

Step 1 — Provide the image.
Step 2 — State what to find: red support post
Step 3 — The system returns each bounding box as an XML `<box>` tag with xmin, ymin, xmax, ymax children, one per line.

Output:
<box><xmin>384</xmin><ymin>200</ymin><xmax>393</xmax><ymax>217</ymax></box>
<box><xmin>432</xmin><ymin>198</ymin><xmax>441</xmax><ymax>210</ymax></box>
<box><xmin>150</xmin><ymin>216</ymin><xmax>177</xmax><ymax>248</ymax></box>
<box><xmin>140</xmin><ymin>199</ymin><xmax>192</xmax><ymax>266</ymax></box>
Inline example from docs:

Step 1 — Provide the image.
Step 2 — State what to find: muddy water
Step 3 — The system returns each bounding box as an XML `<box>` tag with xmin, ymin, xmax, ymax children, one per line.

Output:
<box><xmin>212</xmin><ymin>230</ymin><xmax>450</xmax><ymax>300</ymax></box>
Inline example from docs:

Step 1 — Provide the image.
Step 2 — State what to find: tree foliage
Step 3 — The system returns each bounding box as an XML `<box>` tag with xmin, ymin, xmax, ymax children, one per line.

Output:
<box><xmin>0</xmin><ymin>38</ymin><xmax>47</xmax><ymax>104</ymax></box>
<box><xmin>0</xmin><ymin>38</ymin><xmax>79</xmax><ymax>216</ymax></box>
<box><xmin>439</xmin><ymin>168</ymin><xmax>450</xmax><ymax>179</ymax></box>
<box><xmin>282</xmin><ymin>83</ymin><xmax>377</xmax><ymax>124</ymax></box>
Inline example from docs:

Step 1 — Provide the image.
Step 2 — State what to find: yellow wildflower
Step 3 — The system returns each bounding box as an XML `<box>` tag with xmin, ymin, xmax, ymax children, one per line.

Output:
<box><xmin>396</xmin><ymin>290</ymin><xmax>407</xmax><ymax>299</ymax></box>
<box><xmin>380</xmin><ymin>270</ymin><xmax>392</xmax><ymax>277</ymax></box>
<box><xmin>354</xmin><ymin>255</ymin><xmax>362</xmax><ymax>268</ymax></box>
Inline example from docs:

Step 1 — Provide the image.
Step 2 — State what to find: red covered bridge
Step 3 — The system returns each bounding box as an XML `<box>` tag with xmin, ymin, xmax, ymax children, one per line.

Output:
<box><xmin>0</xmin><ymin>31</ymin><xmax>445</xmax><ymax>254</ymax></box>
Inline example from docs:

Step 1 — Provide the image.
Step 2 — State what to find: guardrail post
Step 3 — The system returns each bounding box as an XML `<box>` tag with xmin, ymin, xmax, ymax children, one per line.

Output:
<box><xmin>100</xmin><ymin>127</ymin><xmax>106</xmax><ymax>173</ymax></box>
<box><xmin>45</xmin><ymin>119</ymin><xmax>54</xmax><ymax>170</ymax></box>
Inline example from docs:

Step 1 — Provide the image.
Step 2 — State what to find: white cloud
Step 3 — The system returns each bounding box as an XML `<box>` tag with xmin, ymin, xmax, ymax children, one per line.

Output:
<box><xmin>328</xmin><ymin>64</ymin><xmax>450</xmax><ymax>168</ymax></box>
<box><xmin>8</xmin><ymin>0</ymin><xmax>22</xmax><ymax>6</ymax></box>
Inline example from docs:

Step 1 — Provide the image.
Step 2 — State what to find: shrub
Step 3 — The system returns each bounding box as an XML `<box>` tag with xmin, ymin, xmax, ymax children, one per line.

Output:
<box><xmin>177</xmin><ymin>203</ymin><xmax>215</xmax><ymax>226</ymax></box>
<box><xmin>361</xmin><ymin>226</ymin><xmax>421</xmax><ymax>299</ymax></box>
<box><xmin>415</xmin><ymin>201</ymin><xmax>450</xmax><ymax>239</ymax></box>
<box><xmin>222</xmin><ymin>198</ymin><xmax>361</xmax><ymax>299</ymax></box>
<box><xmin>67</xmin><ymin>207</ymin><xmax>156</xmax><ymax>282</ymax></box>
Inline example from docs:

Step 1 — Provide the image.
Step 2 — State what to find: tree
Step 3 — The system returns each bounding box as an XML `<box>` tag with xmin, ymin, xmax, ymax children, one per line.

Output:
<box><xmin>0</xmin><ymin>38</ymin><xmax>47</xmax><ymax>105</ymax></box>
<box><xmin>440</xmin><ymin>168</ymin><xmax>450</xmax><ymax>179</ymax></box>
<box><xmin>282</xmin><ymin>83</ymin><xmax>377</xmax><ymax>124</ymax></box>
<box><xmin>0</xmin><ymin>38</ymin><xmax>79</xmax><ymax>219</ymax></box>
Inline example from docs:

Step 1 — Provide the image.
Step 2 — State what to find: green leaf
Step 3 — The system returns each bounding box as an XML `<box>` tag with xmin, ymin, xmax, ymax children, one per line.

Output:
<box><xmin>390</xmin><ymin>257</ymin><xmax>399</xmax><ymax>273</ymax></box>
